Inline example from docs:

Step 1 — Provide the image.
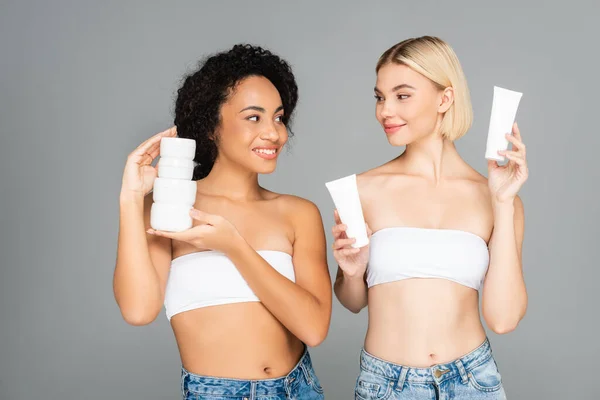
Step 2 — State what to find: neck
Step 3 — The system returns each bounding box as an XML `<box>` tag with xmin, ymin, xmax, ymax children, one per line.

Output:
<box><xmin>199</xmin><ymin>156</ymin><xmax>262</xmax><ymax>201</ymax></box>
<box><xmin>399</xmin><ymin>133</ymin><xmax>461</xmax><ymax>184</ymax></box>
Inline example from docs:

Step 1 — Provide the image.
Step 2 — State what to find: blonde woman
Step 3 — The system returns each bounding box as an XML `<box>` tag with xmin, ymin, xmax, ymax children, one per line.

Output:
<box><xmin>332</xmin><ymin>36</ymin><xmax>527</xmax><ymax>399</ymax></box>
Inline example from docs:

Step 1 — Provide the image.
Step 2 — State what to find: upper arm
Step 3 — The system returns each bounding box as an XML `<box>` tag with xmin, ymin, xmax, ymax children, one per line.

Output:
<box><xmin>143</xmin><ymin>194</ymin><xmax>172</xmax><ymax>300</ymax></box>
<box><xmin>289</xmin><ymin>198</ymin><xmax>332</xmax><ymax>309</ymax></box>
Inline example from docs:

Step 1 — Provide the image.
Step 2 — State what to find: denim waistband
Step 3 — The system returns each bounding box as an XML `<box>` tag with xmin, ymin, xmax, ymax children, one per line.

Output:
<box><xmin>360</xmin><ymin>338</ymin><xmax>494</xmax><ymax>385</ymax></box>
<box><xmin>182</xmin><ymin>346</ymin><xmax>315</xmax><ymax>397</ymax></box>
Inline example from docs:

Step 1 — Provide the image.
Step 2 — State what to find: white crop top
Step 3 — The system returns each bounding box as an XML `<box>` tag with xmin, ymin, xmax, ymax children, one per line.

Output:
<box><xmin>164</xmin><ymin>250</ymin><xmax>295</xmax><ymax>320</ymax></box>
<box><xmin>367</xmin><ymin>227</ymin><xmax>490</xmax><ymax>290</ymax></box>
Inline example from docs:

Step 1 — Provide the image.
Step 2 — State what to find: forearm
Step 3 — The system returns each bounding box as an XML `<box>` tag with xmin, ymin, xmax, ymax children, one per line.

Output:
<box><xmin>334</xmin><ymin>271</ymin><xmax>368</xmax><ymax>313</ymax></box>
<box><xmin>482</xmin><ymin>202</ymin><xmax>527</xmax><ymax>333</ymax></box>
<box><xmin>226</xmin><ymin>239</ymin><xmax>329</xmax><ymax>346</ymax></box>
<box><xmin>113</xmin><ymin>195</ymin><xmax>162</xmax><ymax>324</ymax></box>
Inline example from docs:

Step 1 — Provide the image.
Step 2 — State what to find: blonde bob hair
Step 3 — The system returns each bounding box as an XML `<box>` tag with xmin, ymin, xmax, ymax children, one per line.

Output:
<box><xmin>376</xmin><ymin>36</ymin><xmax>473</xmax><ymax>141</ymax></box>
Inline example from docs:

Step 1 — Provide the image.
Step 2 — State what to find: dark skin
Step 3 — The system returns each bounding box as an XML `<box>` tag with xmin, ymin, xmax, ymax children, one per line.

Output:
<box><xmin>115</xmin><ymin>76</ymin><xmax>331</xmax><ymax>378</ymax></box>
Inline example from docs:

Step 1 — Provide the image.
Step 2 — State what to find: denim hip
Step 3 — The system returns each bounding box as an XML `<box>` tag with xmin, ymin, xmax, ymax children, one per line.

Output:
<box><xmin>356</xmin><ymin>338</ymin><xmax>506</xmax><ymax>399</ymax></box>
<box><xmin>182</xmin><ymin>346</ymin><xmax>324</xmax><ymax>400</ymax></box>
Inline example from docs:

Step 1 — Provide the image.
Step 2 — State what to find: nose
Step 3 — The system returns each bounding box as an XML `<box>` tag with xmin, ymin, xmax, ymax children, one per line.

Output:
<box><xmin>260</xmin><ymin>122</ymin><xmax>280</xmax><ymax>142</ymax></box>
<box><xmin>378</xmin><ymin>99</ymin><xmax>395</xmax><ymax>120</ymax></box>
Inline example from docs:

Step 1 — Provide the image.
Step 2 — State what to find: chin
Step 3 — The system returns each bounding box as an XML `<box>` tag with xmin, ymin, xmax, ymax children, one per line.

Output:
<box><xmin>387</xmin><ymin>135</ymin><xmax>410</xmax><ymax>147</ymax></box>
<box><xmin>254</xmin><ymin>163</ymin><xmax>278</xmax><ymax>175</ymax></box>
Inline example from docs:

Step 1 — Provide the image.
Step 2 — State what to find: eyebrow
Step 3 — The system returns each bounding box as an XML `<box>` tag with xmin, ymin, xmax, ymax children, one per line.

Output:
<box><xmin>374</xmin><ymin>84</ymin><xmax>416</xmax><ymax>93</ymax></box>
<box><xmin>239</xmin><ymin>105</ymin><xmax>285</xmax><ymax>114</ymax></box>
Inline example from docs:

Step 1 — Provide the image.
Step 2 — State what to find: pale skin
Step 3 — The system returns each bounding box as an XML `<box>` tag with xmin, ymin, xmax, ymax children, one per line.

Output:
<box><xmin>333</xmin><ymin>63</ymin><xmax>527</xmax><ymax>367</ymax></box>
<box><xmin>113</xmin><ymin>76</ymin><xmax>332</xmax><ymax>379</ymax></box>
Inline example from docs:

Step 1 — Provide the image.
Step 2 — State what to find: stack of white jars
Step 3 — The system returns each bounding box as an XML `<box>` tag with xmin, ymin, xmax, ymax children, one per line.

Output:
<box><xmin>150</xmin><ymin>137</ymin><xmax>197</xmax><ymax>232</ymax></box>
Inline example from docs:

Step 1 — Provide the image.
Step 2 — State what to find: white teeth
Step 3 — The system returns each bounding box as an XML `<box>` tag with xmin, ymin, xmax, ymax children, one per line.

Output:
<box><xmin>254</xmin><ymin>148</ymin><xmax>276</xmax><ymax>155</ymax></box>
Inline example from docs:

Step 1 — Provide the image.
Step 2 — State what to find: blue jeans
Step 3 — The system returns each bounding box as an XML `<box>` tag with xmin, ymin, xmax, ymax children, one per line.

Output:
<box><xmin>181</xmin><ymin>347</ymin><xmax>324</xmax><ymax>399</ymax></box>
<box><xmin>355</xmin><ymin>338</ymin><xmax>506</xmax><ymax>399</ymax></box>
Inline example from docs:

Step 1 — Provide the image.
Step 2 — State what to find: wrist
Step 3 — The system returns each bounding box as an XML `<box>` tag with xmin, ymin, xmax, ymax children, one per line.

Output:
<box><xmin>119</xmin><ymin>191</ymin><xmax>145</xmax><ymax>206</ymax></box>
<box><xmin>492</xmin><ymin>200</ymin><xmax>515</xmax><ymax>217</ymax></box>
<box><xmin>222</xmin><ymin>232</ymin><xmax>248</xmax><ymax>257</ymax></box>
<box><xmin>342</xmin><ymin>268</ymin><xmax>366</xmax><ymax>281</ymax></box>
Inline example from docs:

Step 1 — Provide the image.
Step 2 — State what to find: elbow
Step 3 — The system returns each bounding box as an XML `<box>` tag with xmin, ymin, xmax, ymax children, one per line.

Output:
<box><xmin>302</xmin><ymin>317</ymin><xmax>331</xmax><ymax>347</ymax></box>
<box><xmin>333</xmin><ymin>289</ymin><xmax>366</xmax><ymax>314</ymax></box>
<box><xmin>114</xmin><ymin>287</ymin><xmax>161</xmax><ymax>326</ymax></box>
<box><xmin>122</xmin><ymin>312</ymin><xmax>156</xmax><ymax>326</ymax></box>
<box><xmin>304</xmin><ymin>328</ymin><xmax>328</xmax><ymax>348</ymax></box>
<box><xmin>348</xmin><ymin>305</ymin><xmax>365</xmax><ymax>314</ymax></box>
<box><xmin>485</xmin><ymin>311</ymin><xmax>525</xmax><ymax>335</ymax></box>
<box><xmin>488</xmin><ymin>321</ymin><xmax>519</xmax><ymax>335</ymax></box>
<box><xmin>121</xmin><ymin>308</ymin><xmax>158</xmax><ymax>326</ymax></box>
<box><xmin>483</xmin><ymin>298</ymin><xmax>527</xmax><ymax>335</ymax></box>
<box><xmin>117</xmin><ymin>301</ymin><xmax>160</xmax><ymax>326</ymax></box>
<box><xmin>304</xmin><ymin>333</ymin><xmax>326</xmax><ymax>348</ymax></box>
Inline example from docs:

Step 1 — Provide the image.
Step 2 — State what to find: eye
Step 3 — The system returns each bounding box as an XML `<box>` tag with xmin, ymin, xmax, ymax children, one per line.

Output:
<box><xmin>247</xmin><ymin>115</ymin><xmax>260</xmax><ymax>122</ymax></box>
<box><xmin>275</xmin><ymin>114</ymin><xmax>284</xmax><ymax>123</ymax></box>
<box><xmin>374</xmin><ymin>95</ymin><xmax>383</xmax><ymax>102</ymax></box>
<box><xmin>397</xmin><ymin>94</ymin><xmax>410</xmax><ymax>100</ymax></box>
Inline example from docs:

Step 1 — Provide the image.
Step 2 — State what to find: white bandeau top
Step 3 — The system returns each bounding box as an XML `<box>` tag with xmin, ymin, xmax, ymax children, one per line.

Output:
<box><xmin>164</xmin><ymin>250</ymin><xmax>295</xmax><ymax>320</ymax></box>
<box><xmin>367</xmin><ymin>227</ymin><xmax>490</xmax><ymax>290</ymax></box>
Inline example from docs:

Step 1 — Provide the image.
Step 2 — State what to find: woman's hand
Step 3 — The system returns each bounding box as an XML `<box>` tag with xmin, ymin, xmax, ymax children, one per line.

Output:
<box><xmin>488</xmin><ymin>122</ymin><xmax>529</xmax><ymax>204</ymax></box>
<box><xmin>120</xmin><ymin>126</ymin><xmax>177</xmax><ymax>198</ymax></box>
<box><xmin>332</xmin><ymin>209</ymin><xmax>371</xmax><ymax>278</ymax></box>
<box><xmin>147</xmin><ymin>209</ymin><xmax>243</xmax><ymax>254</ymax></box>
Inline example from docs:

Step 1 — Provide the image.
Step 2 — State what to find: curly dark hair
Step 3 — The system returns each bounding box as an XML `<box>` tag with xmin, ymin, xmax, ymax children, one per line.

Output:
<box><xmin>173</xmin><ymin>44</ymin><xmax>299</xmax><ymax>180</ymax></box>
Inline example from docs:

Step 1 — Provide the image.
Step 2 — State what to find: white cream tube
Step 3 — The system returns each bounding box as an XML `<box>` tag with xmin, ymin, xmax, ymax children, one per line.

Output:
<box><xmin>485</xmin><ymin>86</ymin><xmax>523</xmax><ymax>161</ymax></box>
<box><xmin>325</xmin><ymin>174</ymin><xmax>369</xmax><ymax>248</ymax></box>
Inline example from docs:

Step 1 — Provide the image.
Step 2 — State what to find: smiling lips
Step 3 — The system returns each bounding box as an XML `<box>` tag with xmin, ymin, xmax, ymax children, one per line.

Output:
<box><xmin>252</xmin><ymin>147</ymin><xmax>279</xmax><ymax>160</ymax></box>
<box><xmin>384</xmin><ymin>124</ymin><xmax>406</xmax><ymax>135</ymax></box>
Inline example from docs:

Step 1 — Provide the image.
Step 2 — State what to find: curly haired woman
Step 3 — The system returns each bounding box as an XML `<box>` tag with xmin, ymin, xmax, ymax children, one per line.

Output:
<box><xmin>114</xmin><ymin>44</ymin><xmax>331</xmax><ymax>400</ymax></box>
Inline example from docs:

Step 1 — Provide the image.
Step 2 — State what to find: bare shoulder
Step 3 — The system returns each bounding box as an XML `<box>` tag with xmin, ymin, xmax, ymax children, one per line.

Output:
<box><xmin>357</xmin><ymin>158</ymin><xmax>404</xmax><ymax>189</ymax></box>
<box><xmin>272</xmin><ymin>193</ymin><xmax>322</xmax><ymax>221</ymax></box>
<box><xmin>458</xmin><ymin>165</ymin><xmax>492</xmax><ymax>201</ymax></box>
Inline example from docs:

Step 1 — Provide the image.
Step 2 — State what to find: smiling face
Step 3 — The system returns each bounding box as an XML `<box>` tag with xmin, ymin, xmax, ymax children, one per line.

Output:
<box><xmin>214</xmin><ymin>75</ymin><xmax>288</xmax><ymax>174</ymax></box>
<box><xmin>374</xmin><ymin>63</ymin><xmax>454</xmax><ymax>146</ymax></box>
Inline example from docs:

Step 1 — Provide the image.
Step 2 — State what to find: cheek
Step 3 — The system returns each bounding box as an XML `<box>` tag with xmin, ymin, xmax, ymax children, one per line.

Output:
<box><xmin>217</xmin><ymin>129</ymin><xmax>252</xmax><ymax>158</ymax></box>
<box><xmin>408</xmin><ymin>101</ymin><xmax>438</xmax><ymax>131</ymax></box>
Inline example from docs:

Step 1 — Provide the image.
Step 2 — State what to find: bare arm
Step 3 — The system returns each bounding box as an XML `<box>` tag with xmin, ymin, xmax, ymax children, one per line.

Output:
<box><xmin>482</xmin><ymin>122</ymin><xmax>529</xmax><ymax>334</ymax></box>
<box><xmin>330</xmin><ymin>210</ymin><xmax>371</xmax><ymax>313</ymax></box>
<box><xmin>482</xmin><ymin>195</ymin><xmax>527</xmax><ymax>334</ymax></box>
<box><xmin>113</xmin><ymin>127</ymin><xmax>176</xmax><ymax>326</ymax></box>
<box><xmin>226</xmin><ymin>199</ymin><xmax>332</xmax><ymax>347</ymax></box>
<box><xmin>333</xmin><ymin>267</ymin><xmax>368</xmax><ymax>314</ymax></box>
<box><xmin>113</xmin><ymin>194</ymin><xmax>172</xmax><ymax>325</ymax></box>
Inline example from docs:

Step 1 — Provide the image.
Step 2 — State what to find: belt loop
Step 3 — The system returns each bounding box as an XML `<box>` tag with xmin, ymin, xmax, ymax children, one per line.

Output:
<box><xmin>250</xmin><ymin>381</ymin><xmax>257</xmax><ymax>400</ymax></box>
<box><xmin>454</xmin><ymin>359</ymin><xmax>468</xmax><ymax>384</ymax></box>
<box><xmin>285</xmin><ymin>369</ymin><xmax>296</xmax><ymax>399</ymax></box>
<box><xmin>284</xmin><ymin>377</ymin><xmax>291</xmax><ymax>399</ymax></box>
<box><xmin>300</xmin><ymin>362</ymin><xmax>311</xmax><ymax>385</ymax></box>
<box><xmin>396</xmin><ymin>367</ymin><xmax>408</xmax><ymax>392</ymax></box>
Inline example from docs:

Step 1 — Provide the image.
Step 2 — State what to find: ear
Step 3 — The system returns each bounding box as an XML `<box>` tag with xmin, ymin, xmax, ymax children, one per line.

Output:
<box><xmin>438</xmin><ymin>87</ymin><xmax>454</xmax><ymax>113</ymax></box>
<box><xmin>208</xmin><ymin>128</ymin><xmax>219</xmax><ymax>142</ymax></box>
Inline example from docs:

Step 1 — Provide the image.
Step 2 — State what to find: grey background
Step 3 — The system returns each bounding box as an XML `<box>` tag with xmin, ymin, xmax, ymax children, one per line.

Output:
<box><xmin>1</xmin><ymin>0</ymin><xmax>597</xmax><ymax>399</ymax></box>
